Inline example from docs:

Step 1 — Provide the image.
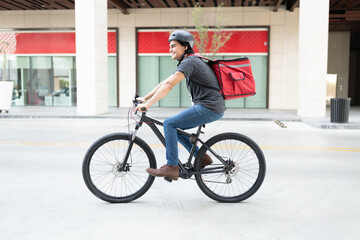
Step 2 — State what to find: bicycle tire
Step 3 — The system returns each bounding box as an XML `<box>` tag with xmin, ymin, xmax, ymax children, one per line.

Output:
<box><xmin>194</xmin><ymin>132</ymin><xmax>266</xmax><ymax>203</ymax></box>
<box><xmin>82</xmin><ymin>133</ymin><xmax>156</xmax><ymax>203</ymax></box>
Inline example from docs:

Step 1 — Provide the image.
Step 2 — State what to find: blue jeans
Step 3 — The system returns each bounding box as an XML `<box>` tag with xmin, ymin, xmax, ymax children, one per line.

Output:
<box><xmin>163</xmin><ymin>104</ymin><xmax>224</xmax><ymax>166</ymax></box>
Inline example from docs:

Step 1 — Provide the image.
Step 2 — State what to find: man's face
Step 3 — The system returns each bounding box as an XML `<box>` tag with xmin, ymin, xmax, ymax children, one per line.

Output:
<box><xmin>169</xmin><ymin>40</ymin><xmax>187</xmax><ymax>60</ymax></box>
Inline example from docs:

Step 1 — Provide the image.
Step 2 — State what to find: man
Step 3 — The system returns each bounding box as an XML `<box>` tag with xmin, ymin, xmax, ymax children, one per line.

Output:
<box><xmin>136</xmin><ymin>30</ymin><xmax>225</xmax><ymax>180</ymax></box>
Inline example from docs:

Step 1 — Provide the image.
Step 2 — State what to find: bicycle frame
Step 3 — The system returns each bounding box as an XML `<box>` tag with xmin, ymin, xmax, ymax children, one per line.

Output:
<box><xmin>121</xmin><ymin>110</ymin><xmax>233</xmax><ymax>179</ymax></box>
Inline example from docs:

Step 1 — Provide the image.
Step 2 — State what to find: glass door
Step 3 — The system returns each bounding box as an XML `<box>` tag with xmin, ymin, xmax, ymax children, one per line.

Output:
<box><xmin>52</xmin><ymin>57</ymin><xmax>74</xmax><ymax>106</ymax></box>
<box><xmin>28</xmin><ymin>57</ymin><xmax>52</xmax><ymax>106</ymax></box>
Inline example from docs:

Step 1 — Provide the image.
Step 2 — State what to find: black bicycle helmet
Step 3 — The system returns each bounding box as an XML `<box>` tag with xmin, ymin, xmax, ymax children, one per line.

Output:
<box><xmin>168</xmin><ymin>30</ymin><xmax>194</xmax><ymax>49</ymax></box>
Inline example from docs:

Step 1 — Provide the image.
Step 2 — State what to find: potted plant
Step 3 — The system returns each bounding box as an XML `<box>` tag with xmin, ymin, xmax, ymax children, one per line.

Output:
<box><xmin>0</xmin><ymin>33</ymin><xmax>16</xmax><ymax>113</ymax></box>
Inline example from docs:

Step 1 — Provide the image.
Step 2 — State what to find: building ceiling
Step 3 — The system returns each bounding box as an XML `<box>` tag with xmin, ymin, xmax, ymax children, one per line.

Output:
<box><xmin>0</xmin><ymin>0</ymin><xmax>357</xmax><ymax>12</ymax></box>
<box><xmin>0</xmin><ymin>0</ymin><xmax>358</xmax><ymax>21</ymax></box>
<box><xmin>0</xmin><ymin>0</ymin><xmax>357</xmax><ymax>17</ymax></box>
<box><xmin>0</xmin><ymin>0</ymin><xmax>298</xmax><ymax>12</ymax></box>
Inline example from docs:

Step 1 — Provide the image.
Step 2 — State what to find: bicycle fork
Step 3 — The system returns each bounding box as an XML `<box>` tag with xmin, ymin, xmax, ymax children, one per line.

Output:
<box><xmin>119</xmin><ymin>123</ymin><xmax>141</xmax><ymax>172</ymax></box>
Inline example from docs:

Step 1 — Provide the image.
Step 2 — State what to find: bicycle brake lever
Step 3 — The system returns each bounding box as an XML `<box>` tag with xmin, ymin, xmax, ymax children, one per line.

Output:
<box><xmin>134</xmin><ymin>106</ymin><xmax>147</xmax><ymax>115</ymax></box>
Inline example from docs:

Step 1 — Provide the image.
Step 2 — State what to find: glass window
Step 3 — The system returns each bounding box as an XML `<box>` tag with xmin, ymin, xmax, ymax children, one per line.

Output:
<box><xmin>137</xmin><ymin>55</ymin><xmax>268</xmax><ymax>108</ymax></box>
<box><xmin>11</xmin><ymin>55</ymin><xmax>118</xmax><ymax>107</ymax></box>
<box><xmin>108</xmin><ymin>56</ymin><xmax>117</xmax><ymax>107</ymax></box>
<box><xmin>223</xmin><ymin>55</ymin><xmax>268</xmax><ymax>108</ymax></box>
<box><xmin>28</xmin><ymin>56</ymin><xmax>52</xmax><ymax>106</ymax></box>
<box><xmin>11</xmin><ymin>56</ymin><xmax>76</xmax><ymax>106</ymax></box>
<box><xmin>159</xmin><ymin>56</ymin><xmax>179</xmax><ymax>107</ymax></box>
<box><xmin>51</xmin><ymin>57</ymin><xmax>75</xmax><ymax>106</ymax></box>
<box><xmin>138</xmin><ymin>56</ymin><xmax>160</xmax><ymax>107</ymax></box>
<box><xmin>5</xmin><ymin>30</ymin><xmax>118</xmax><ymax>107</ymax></box>
<box><xmin>12</xmin><ymin>56</ymin><xmax>29</xmax><ymax>105</ymax></box>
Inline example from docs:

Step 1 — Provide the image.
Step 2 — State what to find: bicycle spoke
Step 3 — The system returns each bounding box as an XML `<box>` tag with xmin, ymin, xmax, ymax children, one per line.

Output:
<box><xmin>195</xmin><ymin>133</ymin><xmax>265</xmax><ymax>202</ymax></box>
<box><xmin>83</xmin><ymin>133</ymin><xmax>156</xmax><ymax>202</ymax></box>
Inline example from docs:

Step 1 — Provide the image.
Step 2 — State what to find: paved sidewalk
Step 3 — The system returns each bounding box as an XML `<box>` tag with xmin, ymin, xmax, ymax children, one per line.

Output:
<box><xmin>1</xmin><ymin>105</ymin><xmax>360</xmax><ymax>129</ymax></box>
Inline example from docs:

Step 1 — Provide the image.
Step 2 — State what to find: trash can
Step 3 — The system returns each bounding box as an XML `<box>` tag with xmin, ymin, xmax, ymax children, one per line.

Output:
<box><xmin>330</xmin><ymin>98</ymin><xmax>351</xmax><ymax>123</ymax></box>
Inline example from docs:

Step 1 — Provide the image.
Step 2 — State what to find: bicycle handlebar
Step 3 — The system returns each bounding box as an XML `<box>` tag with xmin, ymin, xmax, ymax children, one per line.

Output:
<box><xmin>133</xmin><ymin>93</ymin><xmax>147</xmax><ymax>113</ymax></box>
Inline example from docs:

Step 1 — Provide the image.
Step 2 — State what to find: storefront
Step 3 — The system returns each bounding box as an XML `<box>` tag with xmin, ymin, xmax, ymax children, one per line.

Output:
<box><xmin>2</xmin><ymin>4</ymin><xmax>343</xmax><ymax>117</ymax></box>
<box><xmin>137</xmin><ymin>28</ymin><xmax>269</xmax><ymax>108</ymax></box>
<box><xmin>0</xmin><ymin>29</ymin><xmax>118</xmax><ymax>107</ymax></box>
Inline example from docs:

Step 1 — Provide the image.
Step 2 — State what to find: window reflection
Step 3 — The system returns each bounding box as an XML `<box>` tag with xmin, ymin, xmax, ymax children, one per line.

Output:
<box><xmin>2</xmin><ymin>30</ymin><xmax>118</xmax><ymax>107</ymax></box>
<box><xmin>10</xmin><ymin>55</ymin><xmax>116</xmax><ymax>107</ymax></box>
<box><xmin>11</xmin><ymin>56</ymin><xmax>76</xmax><ymax>106</ymax></box>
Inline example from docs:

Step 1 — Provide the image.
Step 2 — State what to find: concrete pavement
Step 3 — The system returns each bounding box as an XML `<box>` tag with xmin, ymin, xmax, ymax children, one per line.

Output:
<box><xmin>0</xmin><ymin>118</ymin><xmax>359</xmax><ymax>240</ymax></box>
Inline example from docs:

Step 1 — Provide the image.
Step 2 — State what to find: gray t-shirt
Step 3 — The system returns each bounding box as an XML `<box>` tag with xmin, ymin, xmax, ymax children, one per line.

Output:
<box><xmin>176</xmin><ymin>55</ymin><xmax>226</xmax><ymax>114</ymax></box>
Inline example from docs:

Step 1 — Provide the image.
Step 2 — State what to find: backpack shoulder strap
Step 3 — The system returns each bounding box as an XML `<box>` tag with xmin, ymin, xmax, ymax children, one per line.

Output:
<box><xmin>186</xmin><ymin>54</ymin><xmax>220</xmax><ymax>92</ymax></box>
<box><xmin>188</xmin><ymin>54</ymin><xmax>211</xmax><ymax>61</ymax></box>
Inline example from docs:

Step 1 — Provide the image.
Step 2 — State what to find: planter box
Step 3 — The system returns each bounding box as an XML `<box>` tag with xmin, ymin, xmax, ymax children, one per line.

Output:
<box><xmin>0</xmin><ymin>81</ymin><xmax>14</xmax><ymax>112</ymax></box>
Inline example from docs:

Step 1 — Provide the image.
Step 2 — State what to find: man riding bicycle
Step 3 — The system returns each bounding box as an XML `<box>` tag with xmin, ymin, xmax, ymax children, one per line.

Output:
<box><xmin>136</xmin><ymin>30</ymin><xmax>225</xmax><ymax>180</ymax></box>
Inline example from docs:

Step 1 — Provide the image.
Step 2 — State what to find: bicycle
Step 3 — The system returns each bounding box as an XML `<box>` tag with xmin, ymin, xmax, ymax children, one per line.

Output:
<box><xmin>82</xmin><ymin>94</ymin><xmax>266</xmax><ymax>203</ymax></box>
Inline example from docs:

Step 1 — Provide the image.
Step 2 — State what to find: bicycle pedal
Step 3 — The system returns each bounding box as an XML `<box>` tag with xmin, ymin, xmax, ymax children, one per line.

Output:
<box><xmin>164</xmin><ymin>177</ymin><xmax>173</xmax><ymax>183</ymax></box>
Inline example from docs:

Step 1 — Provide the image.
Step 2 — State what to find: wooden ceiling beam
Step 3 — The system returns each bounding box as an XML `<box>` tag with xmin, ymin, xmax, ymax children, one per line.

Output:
<box><xmin>110</xmin><ymin>0</ymin><xmax>129</xmax><ymax>14</ymax></box>
<box><xmin>146</xmin><ymin>0</ymin><xmax>167</xmax><ymax>8</ymax></box>
<box><xmin>0</xmin><ymin>1</ymin><xmax>32</xmax><ymax>10</ymax></box>
<box><xmin>250</xmin><ymin>0</ymin><xmax>257</xmax><ymax>6</ymax></box>
<box><xmin>330</xmin><ymin>0</ymin><xmax>342</xmax><ymax>10</ymax></box>
<box><xmin>232</xmin><ymin>0</ymin><xmax>241</xmax><ymax>7</ymax></box>
<box><xmin>330</xmin><ymin>10</ymin><xmax>360</xmax><ymax>21</ymax></box>
<box><xmin>0</xmin><ymin>0</ymin><xmax>356</xmax><ymax>14</ymax></box>
<box><xmin>179</xmin><ymin>0</ymin><xmax>189</xmax><ymax>7</ymax></box>
<box><xmin>200</xmin><ymin>0</ymin><xmax>211</xmax><ymax>7</ymax></box>
<box><xmin>165</xmin><ymin>0</ymin><xmax>179</xmax><ymax>8</ymax></box>
<box><xmin>273</xmin><ymin>0</ymin><xmax>283</xmax><ymax>12</ymax></box>
<box><xmin>345</xmin><ymin>10</ymin><xmax>360</xmax><ymax>21</ymax></box>
<box><xmin>346</xmin><ymin>1</ymin><xmax>360</xmax><ymax>9</ymax></box>
<box><xmin>223</xmin><ymin>0</ymin><xmax>232</xmax><ymax>7</ymax></box>
<box><xmin>289</xmin><ymin>0</ymin><xmax>299</xmax><ymax>11</ymax></box>
<box><xmin>53</xmin><ymin>0</ymin><xmax>74</xmax><ymax>9</ymax></box>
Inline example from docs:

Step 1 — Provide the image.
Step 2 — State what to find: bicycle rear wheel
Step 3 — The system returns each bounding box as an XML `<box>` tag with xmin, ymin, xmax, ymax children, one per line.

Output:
<box><xmin>194</xmin><ymin>133</ymin><xmax>266</xmax><ymax>203</ymax></box>
<box><xmin>82</xmin><ymin>133</ymin><xmax>156</xmax><ymax>203</ymax></box>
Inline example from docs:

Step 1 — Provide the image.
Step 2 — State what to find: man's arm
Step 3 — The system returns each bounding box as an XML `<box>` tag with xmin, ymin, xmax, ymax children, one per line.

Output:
<box><xmin>137</xmin><ymin>71</ymin><xmax>185</xmax><ymax>112</ymax></box>
<box><xmin>139</xmin><ymin>81</ymin><xmax>164</xmax><ymax>102</ymax></box>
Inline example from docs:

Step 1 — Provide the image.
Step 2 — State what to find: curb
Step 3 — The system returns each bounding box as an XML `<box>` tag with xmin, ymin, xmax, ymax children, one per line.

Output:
<box><xmin>1</xmin><ymin>113</ymin><xmax>359</xmax><ymax>129</ymax></box>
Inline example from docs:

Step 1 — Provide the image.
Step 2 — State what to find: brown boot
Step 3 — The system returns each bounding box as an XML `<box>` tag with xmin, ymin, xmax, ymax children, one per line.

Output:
<box><xmin>146</xmin><ymin>165</ymin><xmax>179</xmax><ymax>180</ymax></box>
<box><xmin>201</xmin><ymin>153</ymin><xmax>213</xmax><ymax>167</ymax></box>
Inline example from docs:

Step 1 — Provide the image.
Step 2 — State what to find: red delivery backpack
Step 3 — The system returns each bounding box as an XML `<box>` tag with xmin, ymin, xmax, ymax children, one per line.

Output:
<box><xmin>191</xmin><ymin>55</ymin><xmax>256</xmax><ymax>100</ymax></box>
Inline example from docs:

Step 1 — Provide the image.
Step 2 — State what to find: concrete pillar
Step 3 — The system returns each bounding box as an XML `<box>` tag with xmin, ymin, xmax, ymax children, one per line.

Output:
<box><xmin>75</xmin><ymin>0</ymin><xmax>108</xmax><ymax>115</ymax></box>
<box><xmin>297</xmin><ymin>0</ymin><xmax>329</xmax><ymax>117</ymax></box>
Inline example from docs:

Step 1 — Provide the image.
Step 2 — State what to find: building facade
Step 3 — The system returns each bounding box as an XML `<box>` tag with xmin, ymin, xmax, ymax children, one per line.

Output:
<box><xmin>0</xmin><ymin>1</ymin><xmax>356</xmax><ymax>117</ymax></box>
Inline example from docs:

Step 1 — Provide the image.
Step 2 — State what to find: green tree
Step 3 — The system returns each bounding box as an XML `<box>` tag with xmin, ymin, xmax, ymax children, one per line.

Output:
<box><xmin>191</xmin><ymin>3</ymin><xmax>232</xmax><ymax>59</ymax></box>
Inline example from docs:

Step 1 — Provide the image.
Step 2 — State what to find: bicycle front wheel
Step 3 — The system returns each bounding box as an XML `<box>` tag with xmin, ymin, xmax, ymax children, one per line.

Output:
<box><xmin>82</xmin><ymin>133</ymin><xmax>156</xmax><ymax>203</ymax></box>
<box><xmin>194</xmin><ymin>133</ymin><xmax>266</xmax><ymax>203</ymax></box>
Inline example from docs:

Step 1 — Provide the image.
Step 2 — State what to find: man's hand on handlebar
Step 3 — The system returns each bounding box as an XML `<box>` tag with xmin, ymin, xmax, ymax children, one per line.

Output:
<box><xmin>136</xmin><ymin>96</ymin><xmax>146</xmax><ymax>103</ymax></box>
<box><xmin>134</xmin><ymin>94</ymin><xmax>148</xmax><ymax>113</ymax></box>
<box><xmin>136</xmin><ymin>103</ymin><xmax>149</xmax><ymax>113</ymax></box>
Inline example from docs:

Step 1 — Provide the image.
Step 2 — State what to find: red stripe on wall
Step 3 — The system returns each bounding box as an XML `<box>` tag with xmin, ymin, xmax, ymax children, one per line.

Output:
<box><xmin>137</xmin><ymin>30</ymin><xmax>268</xmax><ymax>54</ymax></box>
<box><xmin>13</xmin><ymin>32</ymin><xmax>116</xmax><ymax>54</ymax></box>
<box><xmin>15</xmin><ymin>32</ymin><xmax>75</xmax><ymax>54</ymax></box>
<box><xmin>107</xmin><ymin>32</ymin><xmax>117</xmax><ymax>54</ymax></box>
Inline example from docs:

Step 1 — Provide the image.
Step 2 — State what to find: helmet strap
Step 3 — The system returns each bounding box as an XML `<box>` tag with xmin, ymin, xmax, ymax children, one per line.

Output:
<box><xmin>177</xmin><ymin>54</ymin><xmax>186</xmax><ymax>66</ymax></box>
